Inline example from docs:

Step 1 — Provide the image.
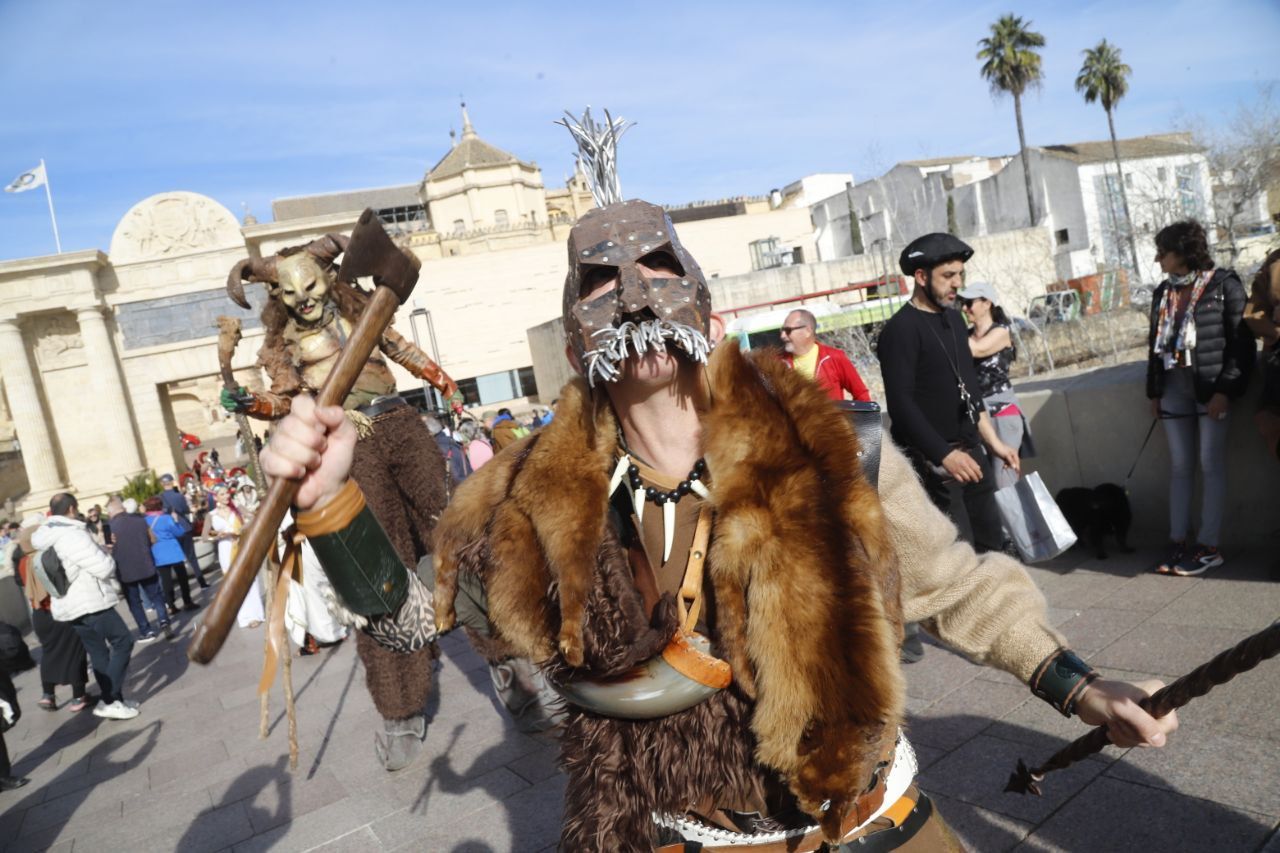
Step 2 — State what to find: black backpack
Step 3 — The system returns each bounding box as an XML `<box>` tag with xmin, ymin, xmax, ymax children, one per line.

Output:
<box><xmin>0</xmin><ymin>622</ymin><xmax>36</xmax><ymax>675</ymax></box>
<box><xmin>34</xmin><ymin>547</ymin><xmax>71</xmax><ymax>598</ymax></box>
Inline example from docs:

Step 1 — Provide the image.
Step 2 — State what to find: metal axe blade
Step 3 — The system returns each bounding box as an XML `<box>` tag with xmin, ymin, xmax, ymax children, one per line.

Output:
<box><xmin>337</xmin><ymin>208</ymin><xmax>420</xmax><ymax>304</ymax></box>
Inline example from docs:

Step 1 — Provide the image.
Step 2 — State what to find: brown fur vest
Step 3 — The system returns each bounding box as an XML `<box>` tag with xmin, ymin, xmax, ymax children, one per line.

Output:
<box><xmin>434</xmin><ymin>345</ymin><xmax>905</xmax><ymax>849</ymax></box>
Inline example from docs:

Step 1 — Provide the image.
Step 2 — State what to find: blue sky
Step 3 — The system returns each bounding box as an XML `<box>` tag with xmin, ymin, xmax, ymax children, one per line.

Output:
<box><xmin>1</xmin><ymin>0</ymin><xmax>1276</xmax><ymax>261</ymax></box>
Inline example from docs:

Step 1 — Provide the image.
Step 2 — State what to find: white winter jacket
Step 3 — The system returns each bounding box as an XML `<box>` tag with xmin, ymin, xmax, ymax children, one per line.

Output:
<box><xmin>30</xmin><ymin>515</ymin><xmax>122</xmax><ymax>622</ymax></box>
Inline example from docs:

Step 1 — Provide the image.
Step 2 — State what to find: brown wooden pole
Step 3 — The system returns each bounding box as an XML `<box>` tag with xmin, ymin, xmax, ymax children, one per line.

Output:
<box><xmin>188</xmin><ymin>286</ymin><xmax>401</xmax><ymax>664</ymax></box>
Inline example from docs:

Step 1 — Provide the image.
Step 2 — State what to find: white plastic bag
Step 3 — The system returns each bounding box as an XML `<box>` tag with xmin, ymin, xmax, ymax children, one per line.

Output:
<box><xmin>994</xmin><ymin>472</ymin><xmax>1077</xmax><ymax>563</ymax></box>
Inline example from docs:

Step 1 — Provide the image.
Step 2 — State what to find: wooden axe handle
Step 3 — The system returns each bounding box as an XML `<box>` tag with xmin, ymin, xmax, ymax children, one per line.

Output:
<box><xmin>188</xmin><ymin>286</ymin><xmax>400</xmax><ymax>664</ymax></box>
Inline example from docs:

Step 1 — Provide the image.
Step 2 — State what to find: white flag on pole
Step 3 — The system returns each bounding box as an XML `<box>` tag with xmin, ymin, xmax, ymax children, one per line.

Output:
<box><xmin>5</xmin><ymin>164</ymin><xmax>47</xmax><ymax>194</ymax></box>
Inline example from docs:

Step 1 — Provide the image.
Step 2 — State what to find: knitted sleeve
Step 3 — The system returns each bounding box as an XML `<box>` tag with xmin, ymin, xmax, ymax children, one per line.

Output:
<box><xmin>878</xmin><ymin>440</ymin><xmax>1064</xmax><ymax>683</ymax></box>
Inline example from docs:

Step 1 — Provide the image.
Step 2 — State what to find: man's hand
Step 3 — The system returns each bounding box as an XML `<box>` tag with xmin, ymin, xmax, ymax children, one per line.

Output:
<box><xmin>941</xmin><ymin>448</ymin><xmax>984</xmax><ymax>483</ymax></box>
<box><xmin>220</xmin><ymin>386</ymin><xmax>255</xmax><ymax>414</ymax></box>
<box><xmin>1205</xmin><ymin>392</ymin><xmax>1229</xmax><ymax>422</ymax></box>
<box><xmin>1075</xmin><ymin>678</ymin><xmax>1178</xmax><ymax>748</ymax></box>
<box><xmin>258</xmin><ymin>395</ymin><xmax>357</xmax><ymax>511</ymax></box>
<box><xmin>989</xmin><ymin>438</ymin><xmax>1021</xmax><ymax>476</ymax></box>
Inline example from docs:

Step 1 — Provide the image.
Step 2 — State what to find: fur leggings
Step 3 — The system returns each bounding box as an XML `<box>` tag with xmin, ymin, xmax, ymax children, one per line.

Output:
<box><xmin>350</xmin><ymin>404</ymin><xmax>449</xmax><ymax>721</ymax></box>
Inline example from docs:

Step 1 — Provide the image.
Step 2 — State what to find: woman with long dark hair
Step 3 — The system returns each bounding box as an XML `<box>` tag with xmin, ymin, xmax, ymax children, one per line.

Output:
<box><xmin>1146</xmin><ymin>220</ymin><xmax>1250</xmax><ymax>576</ymax></box>
<box><xmin>961</xmin><ymin>281</ymin><xmax>1034</xmax><ymax>489</ymax></box>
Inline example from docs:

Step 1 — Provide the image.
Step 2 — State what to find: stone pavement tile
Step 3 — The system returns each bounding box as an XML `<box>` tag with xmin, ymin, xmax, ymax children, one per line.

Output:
<box><xmin>910</xmin><ymin>741</ymin><xmax>947</xmax><ymax>772</ymax></box>
<box><xmin>369</xmin><ymin>767</ymin><xmax>530</xmax><ymax>849</ymax></box>
<box><xmin>1178</xmin><ymin>657</ymin><xmax>1280</xmax><ymax>744</ymax></box>
<box><xmin>1100</xmin><ymin>570</ymin><xmax>1196</xmax><ymax>613</ymax></box>
<box><xmin>1089</xmin><ymin>621</ymin><xmax>1252</xmax><ymax>679</ymax></box>
<box><xmin>5</xmin><ymin>823</ymin><xmax>73</xmax><ymax>853</ymax></box>
<box><xmin>134</xmin><ymin>800</ymin><xmax>258</xmax><ymax>853</ymax></box>
<box><xmin>505</xmin><ymin>740</ymin><xmax>563</xmax><ymax>785</ymax></box>
<box><xmin>231</xmin><ymin>796</ymin><xmax>388</xmax><ymax>853</ymax></box>
<box><xmin>901</xmin><ymin>643</ymin><xmax>985</xmax><ymax>703</ymax></box>
<box><xmin>1052</xmin><ymin>607</ymin><xmax>1149</xmax><ymax>656</ymax></box>
<box><xmin>242</xmin><ymin>766</ymin><xmax>352</xmax><ymax>835</ymax></box>
<box><xmin>1261</xmin><ymin>826</ymin><xmax>1280</xmax><ymax>852</ymax></box>
<box><xmin>928</xmin><ymin>791</ymin><xmax>1033</xmax><ymax>853</ymax></box>
<box><xmin>1034</xmin><ymin>570</ymin><xmax>1131</xmax><ymax>611</ymax></box>
<box><xmin>1147</xmin><ymin>575</ymin><xmax>1280</xmax><ymax>632</ymax></box>
<box><xmin>1104</xmin><ymin>723</ymin><xmax>1280</xmax><ymax>818</ymax></box>
<box><xmin>918</xmin><ymin>734</ymin><xmax>1106</xmax><ymax>825</ymax></box>
<box><xmin>906</xmin><ymin>679</ymin><xmax>1032</xmax><ymax>750</ymax></box>
<box><xmin>146</xmin><ymin>738</ymin><xmax>231</xmax><ymax>785</ymax></box>
<box><xmin>18</xmin><ymin>792</ymin><xmax>121</xmax><ymax>840</ymax></box>
<box><xmin>989</xmin><ymin>696</ymin><xmax>1129</xmax><ymax>767</ymax></box>
<box><xmin>1016</xmin><ymin>776</ymin><xmax>1274</xmax><ymax>852</ymax></box>
<box><xmin>307</xmin><ymin>826</ymin><xmax>385</xmax><ymax>853</ymax></box>
<box><xmin>397</xmin><ymin>775</ymin><xmax>568</xmax><ymax>853</ymax></box>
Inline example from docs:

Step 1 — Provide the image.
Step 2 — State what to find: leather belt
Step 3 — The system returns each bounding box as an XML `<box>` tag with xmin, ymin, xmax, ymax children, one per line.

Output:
<box><xmin>356</xmin><ymin>395</ymin><xmax>408</xmax><ymax>419</ymax></box>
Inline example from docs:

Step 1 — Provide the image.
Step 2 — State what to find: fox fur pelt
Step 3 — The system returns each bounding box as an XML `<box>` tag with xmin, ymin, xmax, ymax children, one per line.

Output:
<box><xmin>434</xmin><ymin>343</ymin><xmax>905</xmax><ymax>847</ymax></box>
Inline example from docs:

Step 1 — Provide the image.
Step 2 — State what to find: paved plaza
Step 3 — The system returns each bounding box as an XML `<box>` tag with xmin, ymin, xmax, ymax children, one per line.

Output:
<box><xmin>1</xmin><ymin>546</ymin><xmax>1277</xmax><ymax>852</ymax></box>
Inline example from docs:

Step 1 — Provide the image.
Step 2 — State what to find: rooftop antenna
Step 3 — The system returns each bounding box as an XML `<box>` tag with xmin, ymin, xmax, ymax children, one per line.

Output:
<box><xmin>555</xmin><ymin>106</ymin><xmax>633</xmax><ymax>207</ymax></box>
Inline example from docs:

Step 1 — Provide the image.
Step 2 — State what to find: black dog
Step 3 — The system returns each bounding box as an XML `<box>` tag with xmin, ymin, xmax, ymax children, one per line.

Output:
<box><xmin>1056</xmin><ymin>483</ymin><xmax>1134</xmax><ymax>559</ymax></box>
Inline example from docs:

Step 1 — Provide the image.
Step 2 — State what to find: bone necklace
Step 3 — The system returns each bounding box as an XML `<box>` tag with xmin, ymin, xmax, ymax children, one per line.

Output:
<box><xmin>608</xmin><ymin>453</ymin><xmax>710</xmax><ymax>562</ymax></box>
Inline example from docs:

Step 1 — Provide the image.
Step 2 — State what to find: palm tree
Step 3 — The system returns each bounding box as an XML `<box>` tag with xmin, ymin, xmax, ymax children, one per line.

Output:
<box><xmin>1076</xmin><ymin>39</ymin><xmax>1140</xmax><ymax>279</ymax></box>
<box><xmin>978</xmin><ymin>14</ymin><xmax>1046</xmax><ymax>226</ymax></box>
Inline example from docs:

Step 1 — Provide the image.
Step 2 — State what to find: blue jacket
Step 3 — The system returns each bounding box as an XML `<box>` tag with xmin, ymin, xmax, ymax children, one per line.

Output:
<box><xmin>146</xmin><ymin>513</ymin><xmax>186</xmax><ymax>567</ymax></box>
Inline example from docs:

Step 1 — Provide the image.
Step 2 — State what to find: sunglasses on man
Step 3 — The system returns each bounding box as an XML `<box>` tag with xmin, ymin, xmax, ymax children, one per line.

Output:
<box><xmin>779</xmin><ymin>325</ymin><xmax>811</xmax><ymax>335</ymax></box>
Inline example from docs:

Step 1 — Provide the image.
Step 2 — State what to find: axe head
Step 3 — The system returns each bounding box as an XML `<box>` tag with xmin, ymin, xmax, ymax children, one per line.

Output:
<box><xmin>337</xmin><ymin>208</ymin><xmax>420</xmax><ymax>304</ymax></box>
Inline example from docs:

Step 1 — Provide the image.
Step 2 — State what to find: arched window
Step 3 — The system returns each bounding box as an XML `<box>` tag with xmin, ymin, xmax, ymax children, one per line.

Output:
<box><xmin>452</xmin><ymin>219</ymin><xmax>465</xmax><ymax>235</ymax></box>
<box><xmin>494</xmin><ymin>209</ymin><xmax>509</xmax><ymax>228</ymax></box>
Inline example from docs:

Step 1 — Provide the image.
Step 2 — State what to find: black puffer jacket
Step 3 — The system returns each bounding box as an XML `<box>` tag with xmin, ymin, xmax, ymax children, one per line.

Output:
<box><xmin>1146</xmin><ymin>268</ymin><xmax>1254</xmax><ymax>402</ymax></box>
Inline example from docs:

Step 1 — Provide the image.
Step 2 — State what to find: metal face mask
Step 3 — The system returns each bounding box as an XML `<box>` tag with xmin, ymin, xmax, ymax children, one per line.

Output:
<box><xmin>562</xmin><ymin>200</ymin><xmax>713</xmax><ymax>386</ymax></box>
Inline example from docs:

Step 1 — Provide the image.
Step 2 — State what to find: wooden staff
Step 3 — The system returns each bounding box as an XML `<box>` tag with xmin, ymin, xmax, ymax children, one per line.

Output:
<box><xmin>1006</xmin><ymin>620</ymin><xmax>1280</xmax><ymax>796</ymax></box>
<box><xmin>189</xmin><ymin>208</ymin><xmax>420</xmax><ymax>665</ymax></box>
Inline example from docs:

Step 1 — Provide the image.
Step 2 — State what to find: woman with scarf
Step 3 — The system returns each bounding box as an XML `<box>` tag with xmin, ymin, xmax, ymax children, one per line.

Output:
<box><xmin>1146</xmin><ymin>220</ymin><xmax>1251</xmax><ymax>576</ymax></box>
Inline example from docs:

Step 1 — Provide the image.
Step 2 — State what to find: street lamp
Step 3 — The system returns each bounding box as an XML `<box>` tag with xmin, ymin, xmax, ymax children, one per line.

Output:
<box><xmin>408</xmin><ymin>307</ymin><xmax>443</xmax><ymax>411</ymax></box>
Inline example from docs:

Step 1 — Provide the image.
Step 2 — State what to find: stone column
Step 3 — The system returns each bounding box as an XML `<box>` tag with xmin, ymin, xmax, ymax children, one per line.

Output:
<box><xmin>0</xmin><ymin>317</ymin><xmax>64</xmax><ymax>496</ymax></box>
<box><xmin>75</xmin><ymin>305</ymin><xmax>145</xmax><ymax>475</ymax></box>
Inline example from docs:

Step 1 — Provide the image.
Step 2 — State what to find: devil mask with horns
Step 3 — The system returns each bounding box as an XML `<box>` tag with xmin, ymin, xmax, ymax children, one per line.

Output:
<box><xmin>221</xmin><ymin>233</ymin><xmax>456</xmax><ymax>420</ymax></box>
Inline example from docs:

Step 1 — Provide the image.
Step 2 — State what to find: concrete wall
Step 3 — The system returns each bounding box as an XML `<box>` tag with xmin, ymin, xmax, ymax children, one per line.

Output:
<box><xmin>1014</xmin><ymin>361</ymin><xmax>1278</xmax><ymax>547</ymax></box>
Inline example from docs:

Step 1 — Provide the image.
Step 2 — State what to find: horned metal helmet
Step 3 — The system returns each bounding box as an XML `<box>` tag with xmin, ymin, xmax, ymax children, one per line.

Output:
<box><xmin>556</xmin><ymin>108</ymin><xmax>712</xmax><ymax>386</ymax></box>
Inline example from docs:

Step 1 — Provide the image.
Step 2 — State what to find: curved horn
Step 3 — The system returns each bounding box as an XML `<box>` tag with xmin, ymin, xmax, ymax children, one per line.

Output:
<box><xmin>225</xmin><ymin>257</ymin><xmax>279</xmax><ymax>310</ymax></box>
<box><xmin>305</xmin><ymin>233</ymin><xmax>349</xmax><ymax>268</ymax></box>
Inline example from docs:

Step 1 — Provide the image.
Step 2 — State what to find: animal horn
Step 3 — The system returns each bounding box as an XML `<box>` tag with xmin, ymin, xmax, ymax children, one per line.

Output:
<box><xmin>225</xmin><ymin>257</ymin><xmax>278</xmax><ymax>310</ymax></box>
<box><xmin>305</xmin><ymin>233</ymin><xmax>349</xmax><ymax>268</ymax></box>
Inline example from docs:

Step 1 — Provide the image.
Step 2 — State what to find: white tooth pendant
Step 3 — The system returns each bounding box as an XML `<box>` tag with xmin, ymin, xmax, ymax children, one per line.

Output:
<box><xmin>609</xmin><ymin>454</ymin><xmax>630</xmax><ymax>496</ymax></box>
<box><xmin>662</xmin><ymin>500</ymin><xmax>676</xmax><ymax>563</ymax></box>
<box><xmin>689</xmin><ymin>480</ymin><xmax>711</xmax><ymax>500</ymax></box>
<box><xmin>634</xmin><ymin>487</ymin><xmax>646</xmax><ymax>525</ymax></box>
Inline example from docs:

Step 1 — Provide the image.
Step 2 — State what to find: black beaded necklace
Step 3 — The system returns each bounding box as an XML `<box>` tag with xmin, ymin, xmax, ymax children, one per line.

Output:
<box><xmin>626</xmin><ymin>457</ymin><xmax>707</xmax><ymax>505</ymax></box>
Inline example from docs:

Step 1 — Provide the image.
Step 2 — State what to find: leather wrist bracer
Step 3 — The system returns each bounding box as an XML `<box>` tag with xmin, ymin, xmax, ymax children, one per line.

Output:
<box><xmin>296</xmin><ymin>479</ymin><xmax>408</xmax><ymax>617</ymax></box>
<box><xmin>1030</xmin><ymin>648</ymin><xmax>1099</xmax><ymax>717</ymax></box>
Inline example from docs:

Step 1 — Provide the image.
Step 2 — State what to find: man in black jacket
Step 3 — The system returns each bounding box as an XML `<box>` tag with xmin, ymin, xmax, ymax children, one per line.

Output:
<box><xmin>878</xmin><ymin>233</ymin><xmax>1021</xmax><ymax>554</ymax></box>
<box><xmin>107</xmin><ymin>498</ymin><xmax>173</xmax><ymax>642</ymax></box>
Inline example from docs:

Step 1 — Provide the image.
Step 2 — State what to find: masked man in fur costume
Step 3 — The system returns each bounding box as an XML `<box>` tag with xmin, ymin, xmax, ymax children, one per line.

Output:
<box><xmin>259</xmin><ymin>196</ymin><xmax>1181</xmax><ymax>848</ymax></box>
<box><xmin>222</xmin><ymin>234</ymin><xmax>457</xmax><ymax>770</ymax></box>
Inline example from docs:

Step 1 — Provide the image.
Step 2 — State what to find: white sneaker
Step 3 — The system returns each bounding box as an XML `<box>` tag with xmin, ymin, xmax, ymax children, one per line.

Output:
<box><xmin>92</xmin><ymin>700</ymin><xmax>140</xmax><ymax>720</ymax></box>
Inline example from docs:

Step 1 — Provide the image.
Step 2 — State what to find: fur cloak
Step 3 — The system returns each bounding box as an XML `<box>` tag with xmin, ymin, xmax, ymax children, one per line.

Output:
<box><xmin>434</xmin><ymin>345</ymin><xmax>905</xmax><ymax>849</ymax></box>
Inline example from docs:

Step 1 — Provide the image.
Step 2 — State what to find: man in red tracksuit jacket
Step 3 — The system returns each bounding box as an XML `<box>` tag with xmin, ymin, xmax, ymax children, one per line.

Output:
<box><xmin>780</xmin><ymin>308</ymin><xmax>872</xmax><ymax>401</ymax></box>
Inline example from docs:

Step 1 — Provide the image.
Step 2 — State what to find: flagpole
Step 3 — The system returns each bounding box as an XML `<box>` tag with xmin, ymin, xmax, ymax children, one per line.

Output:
<box><xmin>41</xmin><ymin>159</ymin><xmax>62</xmax><ymax>254</ymax></box>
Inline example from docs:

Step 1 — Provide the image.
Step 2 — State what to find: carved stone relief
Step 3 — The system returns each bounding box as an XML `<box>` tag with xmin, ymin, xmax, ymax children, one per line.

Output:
<box><xmin>30</xmin><ymin>313</ymin><xmax>86</xmax><ymax>371</ymax></box>
<box><xmin>108</xmin><ymin>192</ymin><xmax>242</xmax><ymax>264</ymax></box>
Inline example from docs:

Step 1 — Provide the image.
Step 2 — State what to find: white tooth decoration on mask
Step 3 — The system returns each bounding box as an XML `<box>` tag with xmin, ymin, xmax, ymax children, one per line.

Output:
<box><xmin>634</xmin><ymin>485</ymin><xmax>646</xmax><ymax>525</ymax></box>
<box><xmin>689</xmin><ymin>479</ymin><xmax>711</xmax><ymax>500</ymax></box>
<box><xmin>583</xmin><ymin>319</ymin><xmax>712</xmax><ymax>388</ymax></box>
